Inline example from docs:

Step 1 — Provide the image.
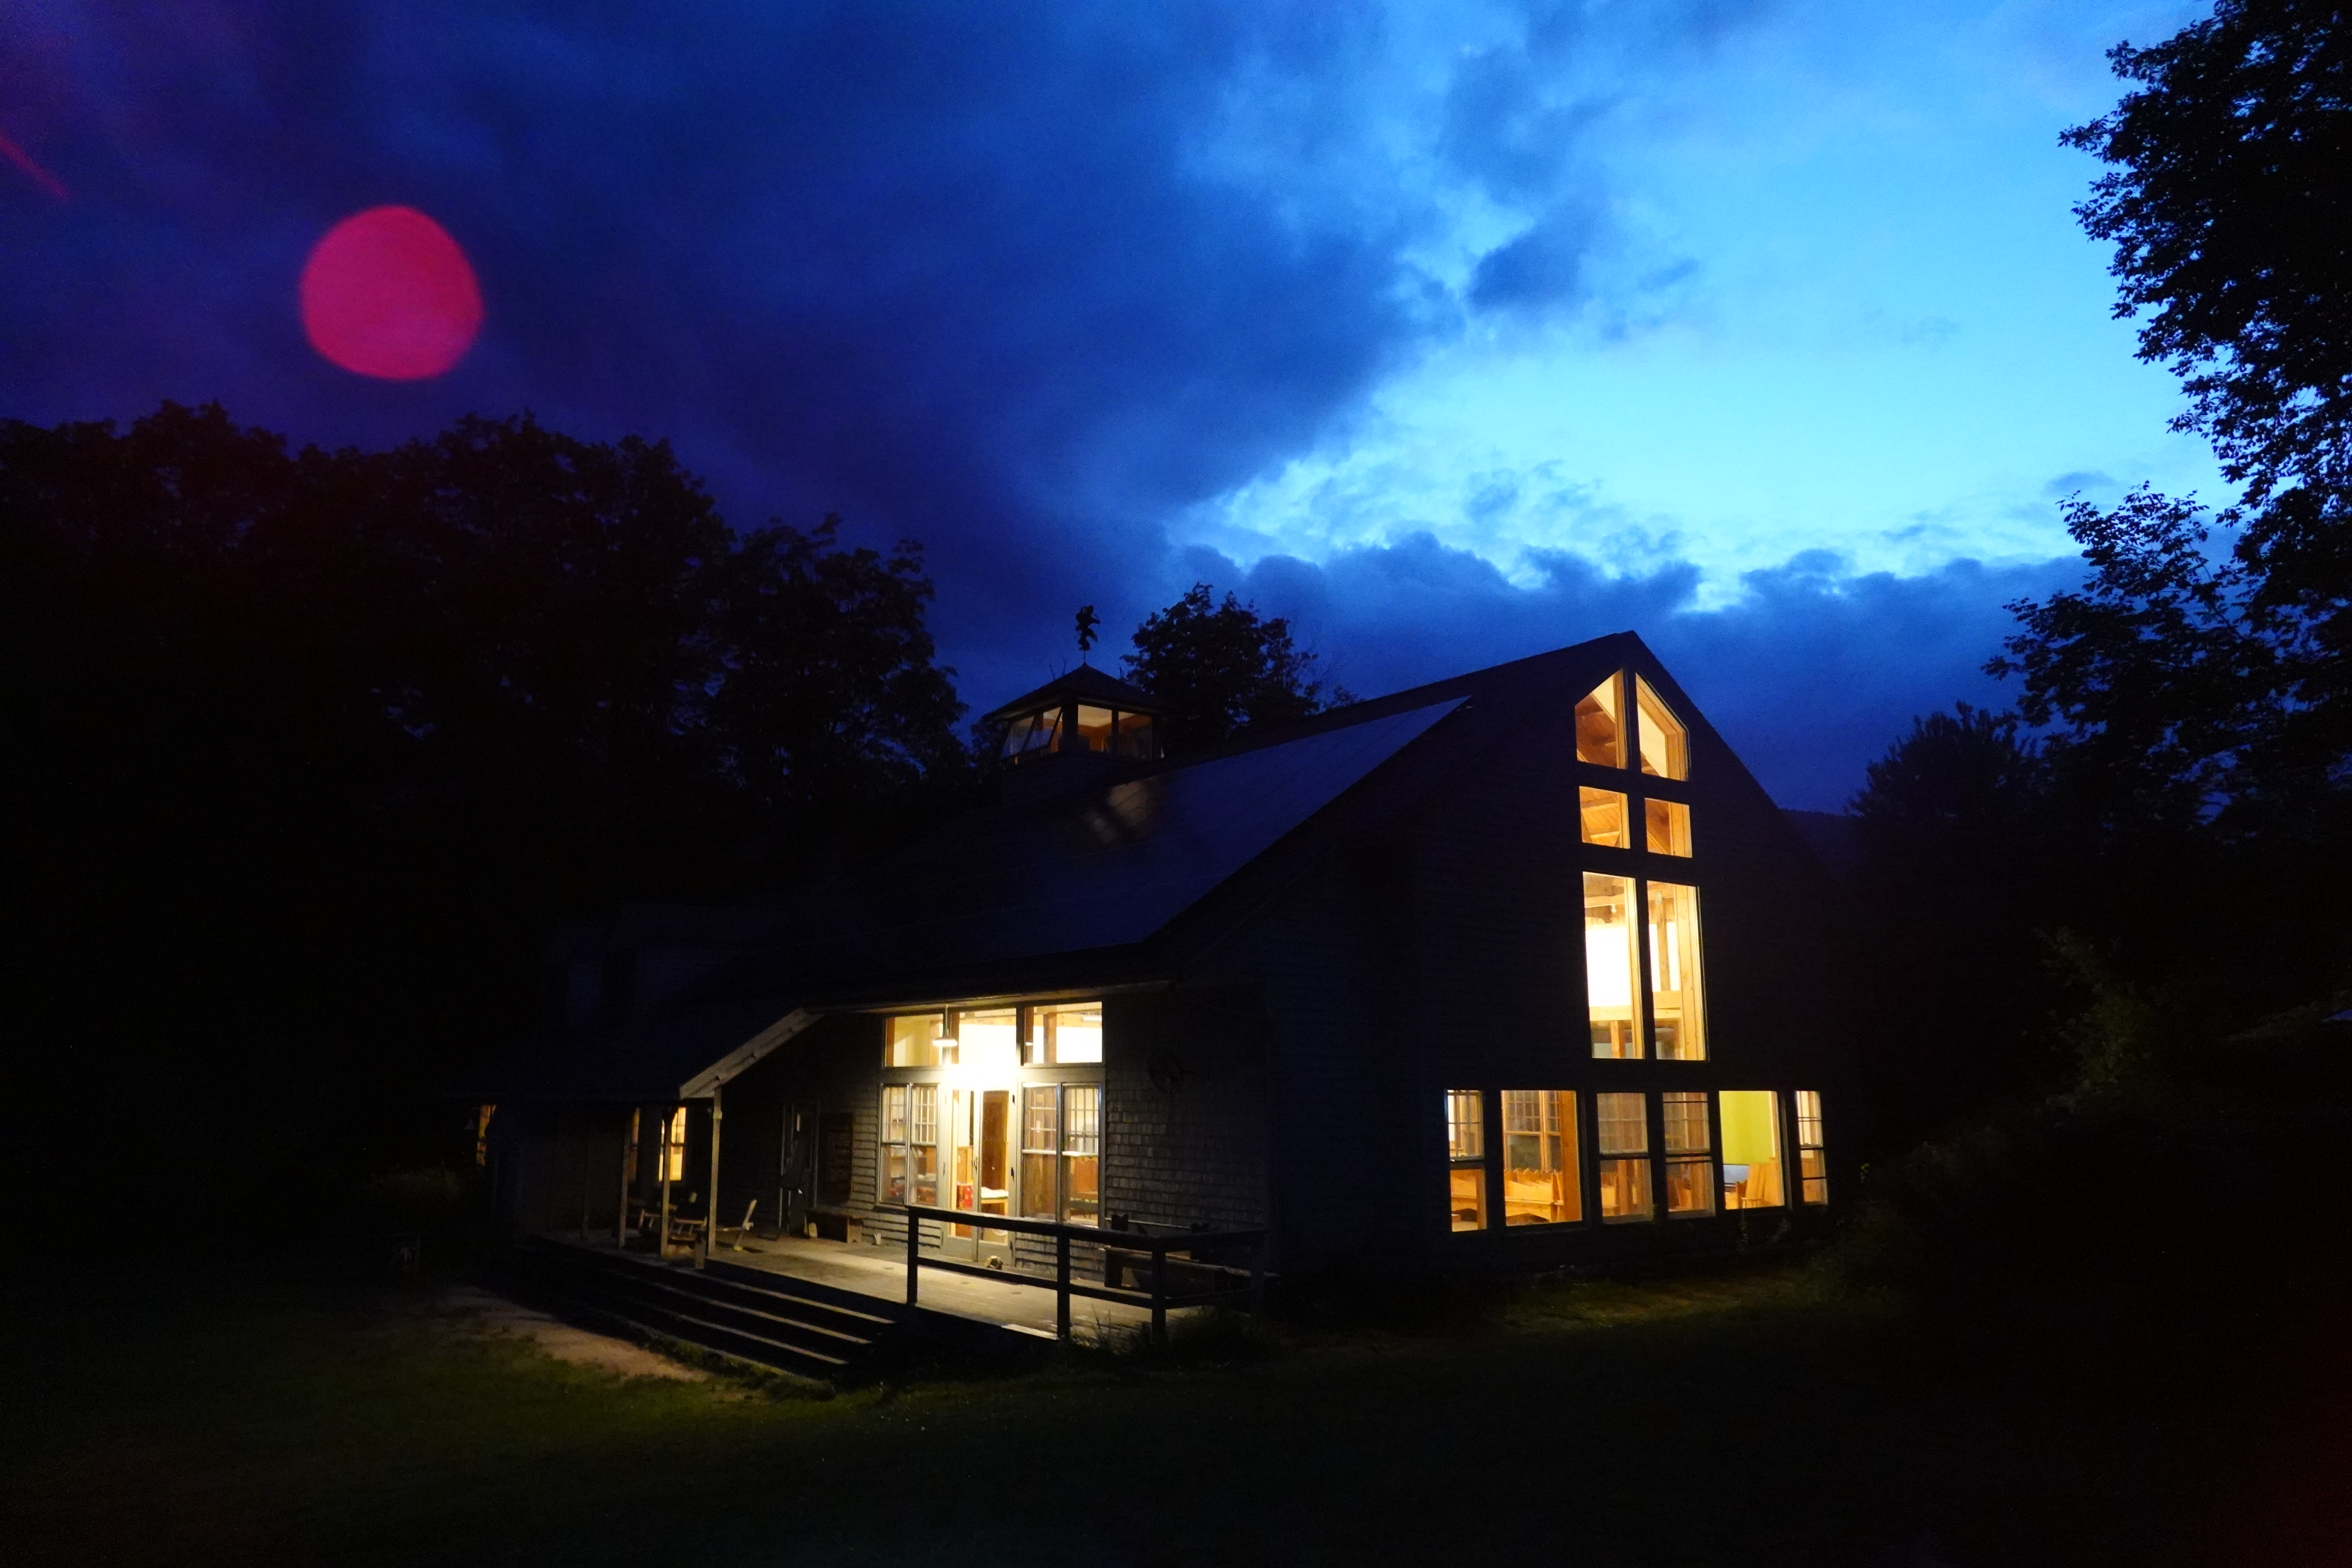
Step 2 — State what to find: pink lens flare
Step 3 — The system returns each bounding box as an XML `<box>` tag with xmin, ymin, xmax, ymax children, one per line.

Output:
<box><xmin>0</xmin><ymin>130</ymin><xmax>70</xmax><ymax>201</ymax></box>
<box><xmin>300</xmin><ymin>206</ymin><xmax>484</xmax><ymax>380</ymax></box>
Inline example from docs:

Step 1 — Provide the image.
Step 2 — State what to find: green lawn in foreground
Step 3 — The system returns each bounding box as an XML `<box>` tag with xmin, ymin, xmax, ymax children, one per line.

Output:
<box><xmin>7</xmin><ymin>1259</ymin><xmax>2340</xmax><ymax>1568</ymax></box>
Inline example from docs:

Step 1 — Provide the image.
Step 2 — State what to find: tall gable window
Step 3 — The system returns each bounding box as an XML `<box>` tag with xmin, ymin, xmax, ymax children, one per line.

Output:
<box><xmin>1575</xmin><ymin>674</ymin><xmax>1626</xmax><ymax>767</ymax></box>
<box><xmin>1580</xmin><ymin>787</ymin><xmax>1629</xmax><ymax>847</ymax></box>
<box><xmin>1644</xmin><ymin>798</ymin><xmax>1692</xmax><ymax>856</ymax></box>
<box><xmin>1584</xmin><ymin>873</ymin><xmax>1642</xmax><ymax>1058</ymax></box>
<box><xmin>1634</xmin><ymin>676</ymin><xmax>1688</xmax><ymax>780</ymax></box>
<box><xmin>1646</xmin><ymin>882</ymin><xmax>1707</xmax><ymax>1060</ymax></box>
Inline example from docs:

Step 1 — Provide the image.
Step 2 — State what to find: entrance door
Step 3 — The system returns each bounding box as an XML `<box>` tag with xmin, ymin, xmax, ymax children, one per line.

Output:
<box><xmin>779</xmin><ymin>1102</ymin><xmax>818</xmax><ymax>1236</ymax></box>
<box><xmin>937</xmin><ymin>1088</ymin><xmax>1014</xmax><ymax>1267</ymax></box>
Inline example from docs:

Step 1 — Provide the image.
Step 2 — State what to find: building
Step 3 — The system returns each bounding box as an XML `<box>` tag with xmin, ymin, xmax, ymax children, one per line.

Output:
<box><xmin>459</xmin><ymin>632</ymin><xmax>1851</xmax><ymax>1291</ymax></box>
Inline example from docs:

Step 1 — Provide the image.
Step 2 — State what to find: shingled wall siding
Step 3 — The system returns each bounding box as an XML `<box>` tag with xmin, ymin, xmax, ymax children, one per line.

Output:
<box><xmin>1098</xmin><ymin>988</ymin><xmax>1269</xmax><ymax>1236</ymax></box>
<box><xmin>1180</xmin><ymin>662</ymin><xmax>1854</xmax><ymax>1273</ymax></box>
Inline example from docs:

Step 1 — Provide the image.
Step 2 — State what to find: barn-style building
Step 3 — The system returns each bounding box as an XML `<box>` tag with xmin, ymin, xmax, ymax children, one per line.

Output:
<box><xmin>461</xmin><ymin>632</ymin><xmax>1850</xmax><ymax>1347</ymax></box>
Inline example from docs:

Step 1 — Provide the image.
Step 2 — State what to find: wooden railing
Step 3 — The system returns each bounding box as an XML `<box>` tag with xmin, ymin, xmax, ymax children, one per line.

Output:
<box><xmin>897</xmin><ymin>1204</ymin><xmax>1268</xmax><ymax>1342</ymax></box>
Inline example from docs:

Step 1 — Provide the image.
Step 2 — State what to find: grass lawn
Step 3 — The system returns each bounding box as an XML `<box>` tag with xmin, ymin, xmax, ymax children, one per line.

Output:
<box><xmin>9</xmin><ymin>1256</ymin><xmax>2346</xmax><ymax>1567</ymax></box>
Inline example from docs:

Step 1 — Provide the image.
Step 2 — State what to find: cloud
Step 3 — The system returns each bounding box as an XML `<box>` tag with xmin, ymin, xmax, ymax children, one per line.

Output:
<box><xmin>2042</xmin><ymin>469</ymin><xmax>2117</xmax><ymax>497</ymax></box>
<box><xmin>0</xmin><ymin>1</ymin><xmax>1763</xmax><ymax>675</ymax></box>
<box><xmin>1168</xmin><ymin>533</ymin><xmax>2082</xmax><ymax>809</ymax></box>
<box><xmin>0</xmin><ymin>3</ymin><xmax>2104</xmax><ymax>813</ymax></box>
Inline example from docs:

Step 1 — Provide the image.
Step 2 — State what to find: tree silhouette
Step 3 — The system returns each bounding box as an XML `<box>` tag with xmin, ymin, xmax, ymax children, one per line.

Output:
<box><xmin>1120</xmin><ymin>583</ymin><xmax>1340</xmax><ymax>751</ymax></box>
<box><xmin>2014</xmin><ymin>1</ymin><xmax>2352</xmax><ymax>805</ymax></box>
<box><xmin>0</xmin><ymin>403</ymin><xmax>968</xmax><ymax>1202</ymax></box>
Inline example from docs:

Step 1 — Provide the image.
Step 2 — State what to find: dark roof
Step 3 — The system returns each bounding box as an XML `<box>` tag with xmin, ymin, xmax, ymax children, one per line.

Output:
<box><xmin>979</xmin><ymin>662</ymin><xmax>1161</xmax><ymax>722</ymax></box>
<box><xmin>462</xmin><ymin>627</ymin><xmax>1814</xmax><ymax>1103</ymax></box>
<box><xmin>714</xmin><ymin>695</ymin><xmax>1464</xmax><ymax>1001</ymax></box>
<box><xmin>463</xmin><ymin>694</ymin><xmax>1464</xmax><ymax>1102</ymax></box>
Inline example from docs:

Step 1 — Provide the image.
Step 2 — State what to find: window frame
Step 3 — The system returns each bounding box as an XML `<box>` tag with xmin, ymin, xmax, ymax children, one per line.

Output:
<box><xmin>875</xmin><ymin>1001</ymin><xmax>1107</xmax><ymax>1216</ymax></box>
<box><xmin>1660</xmin><ymin>1089</ymin><xmax>1717</xmax><ymax>1217</ymax></box>
<box><xmin>1445</xmin><ymin>1089</ymin><xmax>1488</xmax><ymax>1232</ymax></box>
<box><xmin>1794</xmin><ymin>1090</ymin><xmax>1829</xmax><ymax>1205</ymax></box>
<box><xmin>1593</xmin><ymin>1090</ymin><xmax>1655</xmax><ymax>1223</ymax></box>
<box><xmin>1500</xmin><ymin>1089</ymin><xmax>1583</xmax><ymax>1227</ymax></box>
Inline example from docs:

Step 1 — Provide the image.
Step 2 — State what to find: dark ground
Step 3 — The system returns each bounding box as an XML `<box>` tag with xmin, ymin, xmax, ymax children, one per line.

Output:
<box><xmin>11</xmin><ymin>1253</ymin><xmax>2352</xmax><ymax>1568</ymax></box>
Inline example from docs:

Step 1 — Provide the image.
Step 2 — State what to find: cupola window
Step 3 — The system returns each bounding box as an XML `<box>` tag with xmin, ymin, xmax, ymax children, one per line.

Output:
<box><xmin>1001</xmin><ymin>707</ymin><xmax>1063</xmax><ymax>758</ymax></box>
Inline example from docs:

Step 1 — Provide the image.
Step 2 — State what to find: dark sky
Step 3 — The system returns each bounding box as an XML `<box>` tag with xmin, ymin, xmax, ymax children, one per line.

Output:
<box><xmin>0</xmin><ymin>2</ymin><xmax>2212</xmax><ymax>807</ymax></box>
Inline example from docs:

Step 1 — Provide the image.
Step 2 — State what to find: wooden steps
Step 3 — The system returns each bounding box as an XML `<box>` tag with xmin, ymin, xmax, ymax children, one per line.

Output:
<box><xmin>503</xmin><ymin>1236</ymin><xmax>900</xmax><ymax>1383</ymax></box>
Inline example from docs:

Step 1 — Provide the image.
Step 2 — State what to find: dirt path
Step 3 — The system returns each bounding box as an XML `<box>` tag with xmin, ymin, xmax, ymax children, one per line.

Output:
<box><xmin>430</xmin><ymin>1283</ymin><xmax>709</xmax><ymax>1380</ymax></box>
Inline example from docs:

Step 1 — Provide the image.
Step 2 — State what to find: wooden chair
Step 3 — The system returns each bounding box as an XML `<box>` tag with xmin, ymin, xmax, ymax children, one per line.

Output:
<box><xmin>714</xmin><ymin>1198</ymin><xmax>759</xmax><ymax>1250</ymax></box>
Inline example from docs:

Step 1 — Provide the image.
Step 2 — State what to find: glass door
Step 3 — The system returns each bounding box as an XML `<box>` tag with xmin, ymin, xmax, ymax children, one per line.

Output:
<box><xmin>937</xmin><ymin>1088</ymin><xmax>1014</xmax><ymax>1266</ymax></box>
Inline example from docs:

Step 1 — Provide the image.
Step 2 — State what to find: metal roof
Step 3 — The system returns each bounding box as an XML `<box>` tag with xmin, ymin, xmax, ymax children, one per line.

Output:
<box><xmin>462</xmin><ymin>695</ymin><xmax>1464</xmax><ymax>1101</ymax></box>
<box><xmin>723</xmin><ymin>695</ymin><xmax>1465</xmax><ymax>997</ymax></box>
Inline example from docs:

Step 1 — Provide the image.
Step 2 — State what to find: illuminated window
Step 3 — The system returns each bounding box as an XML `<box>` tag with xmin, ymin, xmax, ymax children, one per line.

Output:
<box><xmin>1075</xmin><ymin>703</ymin><xmax>1116</xmax><ymax>752</ymax></box>
<box><xmin>1025</xmin><ymin>1001</ymin><xmax>1103</xmax><ymax>1064</ymax></box>
<box><xmin>1000</xmin><ymin>706</ymin><xmax>1063</xmax><ymax>757</ymax></box>
<box><xmin>886</xmin><ymin>1013</ymin><xmax>943</xmax><ymax>1067</ymax></box>
<box><xmin>881</xmin><ymin>1086</ymin><xmax>907</xmax><ymax>1203</ymax></box>
<box><xmin>909</xmin><ymin>1084</ymin><xmax>938</xmax><ymax>1207</ymax></box>
<box><xmin>879</xmin><ymin>1085</ymin><xmax>940</xmax><ymax>1207</ymax></box>
<box><xmin>1446</xmin><ymin>1090</ymin><xmax>1487</xmax><ymax>1231</ymax></box>
<box><xmin>1020</xmin><ymin>1086</ymin><xmax>1060</xmax><ymax>1219</ymax></box>
<box><xmin>1586</xmin><ymin>873</ymin><xmax>1642</xmax><ymax>1058</ymax></box>
<box><xmin>1580</xmin><ymin>787</ymin><xmax>1628</xmax><ymax>848</ymax></box>
<box><xmin>662</xmin><ymin>1106</ymin><xmax>688</xmax><ymax>1185</ymax></box>
<box><xmin>1719</xmin><ymin>1090</ymin><xmax>1785</xmax><ymax>1209</ymax></box>
<box><xmin>1063</xmin><ymin>1085</ymin><xmax>1102</xmax><ymax>1226</ymax></box>
<box><xmin>1634</xmin><ymin>677</ymin><xmax>1688</xmax><ymax>780</ymax></box>
<box><xmin>1644</xmin><ymin>798</ymin><xmax>1692</xmax><ymax>857</ymax></box>
<box><xmin>1796</xmin><ymin>1091</ymin><xmax>1829</xmax><ymax>1204</ymax></box>
<box><xmin>1596</xmin><ymin>1092</ymin><xmax>1652</xmax><ymax>1222</ymax></box>
<box><xmin>1113</xmin><ymin>710</ymin><xmax>1158</xmax><ymax>758</ymax></box>
<box><xmin>1646</xmin><ymin>881</ymin><xmax>1707</xmax><ymax>1060</ymax></box>
<box><xmin>1662</xmin><ymin>1091</ymin><xmax>1715</xmax><ymax>1216</ymax></box>
<box><xmin>1502</xmin><ymin>1090</ymin><xmax>1581</xmax><ymax>1225</ymax></box>
<box><xmin>1576</xmin><ymin>674</ymin><xmax>1626</xmax><ymax>767</ymax></box>
<box><xmin>949</xmin><ymin>1008</ymin><xmax>1020</xmax><ymax>1074</ymax></box>
<box><xmin>475</xmin><ymin>1103</ymin><xmax>496</xmax><ymax>1167</ymax></box>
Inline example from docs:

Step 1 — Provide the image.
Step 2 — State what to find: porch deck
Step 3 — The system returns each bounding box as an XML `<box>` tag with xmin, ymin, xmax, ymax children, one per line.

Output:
<box><xmin>622</xmin><ymin>1231</ymin><xmax>1174</xmax><ymax>1344</ymax></box>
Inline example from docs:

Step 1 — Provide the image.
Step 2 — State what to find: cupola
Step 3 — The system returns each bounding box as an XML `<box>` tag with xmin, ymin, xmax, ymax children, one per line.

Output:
<box><xmin>980</xmin><ymin>664</ymin><xmax>1166</xmax><ymax>800</ymax></box>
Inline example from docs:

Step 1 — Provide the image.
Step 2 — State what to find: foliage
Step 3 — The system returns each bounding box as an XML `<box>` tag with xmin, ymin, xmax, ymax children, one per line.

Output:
<box><xmin>1832</xmin><ymin>1005</ymin><xmax>2352</xmax><ymax>1340</ymax></box>
<box><xmin>0</xmin><ymin>402</ymin><xmax>967</xmax><ymax>1196</ymax></box>
<box><xmin>1843</xmin><ymin>707</ymin><xmax>2074</xmax><ymax>1153</ymax></box>
<box><xmin>2065</xmin><ymin>0</ymin><xmax>2352</xmax><ymax>539</ymax></box>
<box><xmin>1120</xmin><ymin>582</ymin><xmax>1342</xmax><ymax>751</ymax></box>
<box><xmin>2017</xmin><ymin>0</ymin><xmax>2352</xmax><ymax>807</ymax></box>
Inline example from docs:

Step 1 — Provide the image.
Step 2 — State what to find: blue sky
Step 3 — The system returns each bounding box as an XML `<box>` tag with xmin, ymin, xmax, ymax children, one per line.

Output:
<box><xmin>0</xmin><ymin>1</ymin><xmax>2217</xmax><ymax>806</ymax></box>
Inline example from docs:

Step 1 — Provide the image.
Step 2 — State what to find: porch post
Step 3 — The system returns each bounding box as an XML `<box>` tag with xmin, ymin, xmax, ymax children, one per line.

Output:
<box><xmin>617</xmin><ymin>1106</ymin><xmax>637</xmax><ymax>1248</ymax></box>
<box><xmin>1056</xmin><ymin>1228</ymin><xmax>1072</xmax><ymax>1341</ymax></box>
<box><xmin>700</xmin><ymin>1084</ymin><xmax>723</xmax><ymax>1269</ymax></box>
<box><xmin>1151</xmin><ymin>1245</ymin><xmax>1169</xmax><ymax>1344</ymax></box>
<box><xmin>658</xmin><ymin>1105</ymin><xmax>675</xmax><ymax>1259</ymax></box>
